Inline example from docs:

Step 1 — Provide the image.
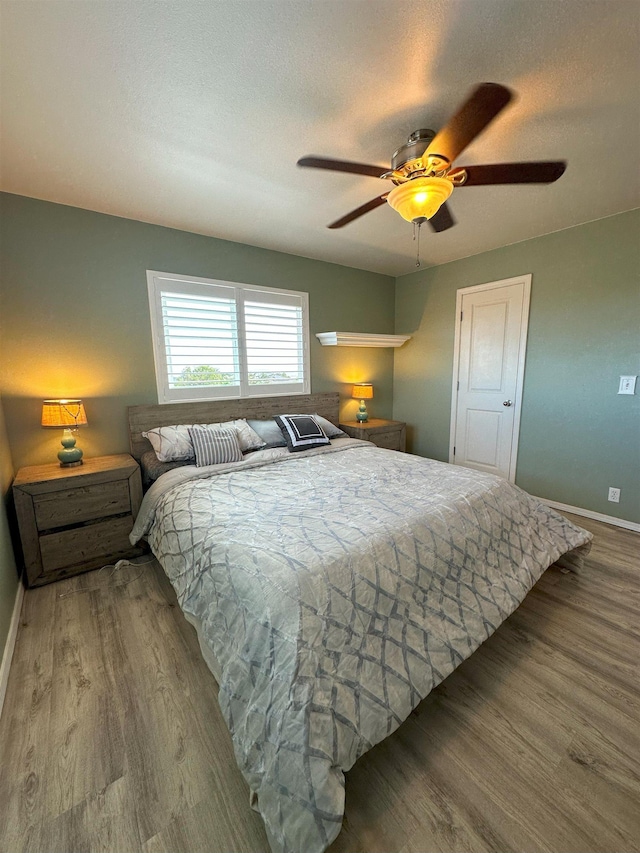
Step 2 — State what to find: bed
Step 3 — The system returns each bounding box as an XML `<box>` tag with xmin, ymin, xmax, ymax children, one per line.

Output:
<box><xmin>128</xmin><ymin>392</ymin><xmax>592</xmax><ymax>853</ymax></box>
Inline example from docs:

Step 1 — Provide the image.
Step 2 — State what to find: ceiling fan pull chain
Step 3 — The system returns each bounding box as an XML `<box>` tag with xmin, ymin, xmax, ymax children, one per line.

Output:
<box><xmin>415</xmin><ymin>220</ymin><xmax>422</xmax><ymax>267</ymax></box>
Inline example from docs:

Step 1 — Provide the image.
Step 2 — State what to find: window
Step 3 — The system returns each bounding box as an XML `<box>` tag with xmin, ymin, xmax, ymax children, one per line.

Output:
<box><xmin>147</xmin><ymin>271</ymin><xmax>310</xmax><ymax>403</ymax></box>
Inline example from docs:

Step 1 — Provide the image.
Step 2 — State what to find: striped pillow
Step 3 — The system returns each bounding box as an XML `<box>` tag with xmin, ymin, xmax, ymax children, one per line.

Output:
<box><xmin>187</xmin><ymin>426</ymin><xmax>243</xmax><ymax>467</ymax></box>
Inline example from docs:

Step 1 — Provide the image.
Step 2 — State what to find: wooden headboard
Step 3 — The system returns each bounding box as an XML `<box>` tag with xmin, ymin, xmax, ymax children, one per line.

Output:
<box><xmin>128</xmin><ymin>392</ymin><xmax>341</xmax><ymax>461</ymax></box>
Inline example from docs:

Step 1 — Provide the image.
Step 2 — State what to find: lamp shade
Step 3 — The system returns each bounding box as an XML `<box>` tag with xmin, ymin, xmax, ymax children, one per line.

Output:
<box><xmin>41</xmin><ymin>399</ymin><xmax>88</xmax><ymax>428</ymax></box>
<box><xmin>387</xmin><ymin>176</ymin><xmax>453</xmax><ymax>223</ymax></box>
<box><xmin>352</xmin><ymin>383</ymin><xmax>373</xmax><ymax>400</ymax></box>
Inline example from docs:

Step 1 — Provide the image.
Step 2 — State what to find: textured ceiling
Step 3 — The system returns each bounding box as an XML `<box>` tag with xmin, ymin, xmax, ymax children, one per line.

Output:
<box><xmin>1</xmin><ymin>0</ymin><xmax>639</xmax><ymax>276</ymax></box>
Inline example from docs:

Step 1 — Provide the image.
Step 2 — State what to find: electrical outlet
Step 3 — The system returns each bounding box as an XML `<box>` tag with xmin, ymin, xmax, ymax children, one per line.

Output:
<box><xmin>618</xmin><ymin>375</ymin><xmax>637</xmax><ymax>394</ymax></box>
<box><xmin>608</xmin><ymin>487</ymin><xmax>620</xmax><ymax>503</ymax></box>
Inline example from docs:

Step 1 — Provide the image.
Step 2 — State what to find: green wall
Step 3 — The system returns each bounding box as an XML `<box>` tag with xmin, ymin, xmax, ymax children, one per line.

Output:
<box><xmin>0</xmin><ymin>193</ymin><xmax>395</xmax><ymax>470</ymax></box>
<box><xmin>0</xmin><ymin>393</ymin><xmax>19</xmax><ymax>664</ymax></box>
<box><xmin>394</xmin><ymin>209</ymin><xmax>640</xmax><ymax>524</ymax></box>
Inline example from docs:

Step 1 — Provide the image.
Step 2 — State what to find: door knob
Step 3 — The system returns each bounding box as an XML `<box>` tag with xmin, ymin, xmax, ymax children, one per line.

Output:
<box><xmin>503</xmin><ymin>400</ymin><xmax>513</xmax><ymax>407</ymax></box>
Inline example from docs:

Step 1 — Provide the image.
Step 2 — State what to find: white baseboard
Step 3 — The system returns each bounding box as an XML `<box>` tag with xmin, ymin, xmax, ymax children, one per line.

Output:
<box><xmin>534</xmin><ymin>497</ymin><xmax>640</xmax><ymax>533</ymax></box>
<box><xmin>0</xmin><ymin>581</ymin><xmax>25</xmax><ymax>721</ymax></box>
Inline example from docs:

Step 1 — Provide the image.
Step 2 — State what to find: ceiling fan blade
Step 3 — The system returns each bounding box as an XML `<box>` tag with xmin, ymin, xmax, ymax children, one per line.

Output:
<box><xmin>297</xmin><ymin>156</ymin><xmax>389</xmax><ymax>180</ymax></box>
<box><xmin>328</xmin><ymin>195</ymin><xmax>388</xmax><ymax>229</ymax></box>
<box><xmin>457</xmin><ymin>161</ymin><xmax>567</xmax><ymax>185</ymax></box>
<box><xmin>425</xmin><ymin>83</ymin><xmax>513</xmax><ymax>165</ymax></box>
<box><xmin>428</xmin><ymin>202</ymin><xmax>455</xmax><ymax>232</ymax></box>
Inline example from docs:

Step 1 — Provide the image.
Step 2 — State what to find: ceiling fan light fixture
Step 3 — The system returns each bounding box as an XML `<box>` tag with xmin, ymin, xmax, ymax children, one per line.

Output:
<box><xmin>387</xmin><ymin>177</ymin><xmax>453</xmax><ymax>224</ymax></box>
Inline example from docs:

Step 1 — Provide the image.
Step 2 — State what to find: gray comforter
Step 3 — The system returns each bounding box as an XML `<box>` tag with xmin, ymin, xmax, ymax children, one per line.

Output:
<box><xmin>131</xmin><ymin>438</ymin><xmax>592</xmax><ymax>852</ymax></box>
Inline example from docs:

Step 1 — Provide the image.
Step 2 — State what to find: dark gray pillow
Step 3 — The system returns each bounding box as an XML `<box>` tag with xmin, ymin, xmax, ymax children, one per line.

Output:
<box><xmin>140</xmin><ymin>450</ymin><xmax>192</xmax><ymax>489</ymax></box>
<box><xmin>246</xmin><ymin>418</ymin><xmax>288</xmax><ymax>448</ymax></box>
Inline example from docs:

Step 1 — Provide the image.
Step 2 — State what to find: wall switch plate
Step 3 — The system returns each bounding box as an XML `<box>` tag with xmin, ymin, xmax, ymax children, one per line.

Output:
<box><xmin>608</xmin><ymin>487</ymin><xmax>621</xmax><ymax>503</ymax></box>
<box><xmin>618</xmin><ymin>375</ymin><xmax>637</xmax><ymax>394</ymax></box>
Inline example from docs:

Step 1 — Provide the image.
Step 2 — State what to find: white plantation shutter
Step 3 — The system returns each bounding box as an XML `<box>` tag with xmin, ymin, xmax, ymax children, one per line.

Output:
<box><xmin>242</xmin><ymin>289</ymin><xmax>306</xmax><ymax>395</ymax></box>
<box><xmin>162</xmin><ymin>292</ymin><xmax>239</xmax><ymax>388</ymax></box>
<box><xmin>147</xmin><ymin>272</ymin><xmax>310</xmax><ymax>403</ymax></box>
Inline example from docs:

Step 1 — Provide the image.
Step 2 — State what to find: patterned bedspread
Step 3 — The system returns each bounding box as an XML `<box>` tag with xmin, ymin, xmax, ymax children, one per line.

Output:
<box><xmin>131</xmin><ymin>438</ymin><xmax>592</xmax><ymax>852</ymax></box>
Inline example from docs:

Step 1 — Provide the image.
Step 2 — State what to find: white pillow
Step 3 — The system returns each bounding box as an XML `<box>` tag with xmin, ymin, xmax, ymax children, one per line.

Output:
<box><xmin>142</xmin><ymin>424</ymin><xmax>194</xmax><ymax>462</ymax></box>
<box><xmin>143</xmin><ymin>418</ymin><xmax>265</xmax><ymax>462</ymax></box>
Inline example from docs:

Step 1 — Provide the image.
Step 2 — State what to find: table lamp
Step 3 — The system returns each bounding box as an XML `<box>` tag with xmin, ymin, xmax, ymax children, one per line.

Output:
<box><xmin>352</xmin><ymin>383</ymin><xmax>373</xmax><ymax>423</ymax></box>
<box><xmin>41</xmin><ymin>399</ymin><xmax>88</xmax><ymax>467</ymax></box>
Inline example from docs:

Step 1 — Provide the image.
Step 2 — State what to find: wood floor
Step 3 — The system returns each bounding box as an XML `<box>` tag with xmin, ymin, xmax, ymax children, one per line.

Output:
<box><xmin>0</xmin><ymin>513</ymin><xmax>638</xmax><ymax>853</ymax></box>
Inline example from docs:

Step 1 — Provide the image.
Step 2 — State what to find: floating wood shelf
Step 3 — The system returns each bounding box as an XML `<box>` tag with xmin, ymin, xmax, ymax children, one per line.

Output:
<box><xmin>315</xmin><ymin>332</ymin><xmax>411</xmax><ymax>348</ymax></box>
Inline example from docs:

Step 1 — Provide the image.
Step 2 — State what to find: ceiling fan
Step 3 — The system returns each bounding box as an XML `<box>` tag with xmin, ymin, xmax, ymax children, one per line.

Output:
<box><xmin>297</xmin><ymin>83</ymin><xmax>566</xmax><ymax>232</ymax></box>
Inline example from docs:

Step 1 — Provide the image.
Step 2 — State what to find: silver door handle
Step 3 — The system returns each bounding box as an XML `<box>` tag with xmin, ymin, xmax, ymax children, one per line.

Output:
<box><xmin>503</xmin><ymin>400</ymin><xmax>513</xmax><ymax>407</ymax></box>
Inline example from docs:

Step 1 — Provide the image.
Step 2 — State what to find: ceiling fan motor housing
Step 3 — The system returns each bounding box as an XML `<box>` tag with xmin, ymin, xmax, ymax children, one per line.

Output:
<box><xmin>391</xmin><ymin>129</ymin><xmax>436</xmax><ymax>172</ymax></box>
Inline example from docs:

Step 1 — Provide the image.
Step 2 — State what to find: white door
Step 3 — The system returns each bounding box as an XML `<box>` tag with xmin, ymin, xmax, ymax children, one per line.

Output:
<box><xmin>449</xmin><ymin>275</ymin><xmax>531</xmax><ymax>482</ymax></box>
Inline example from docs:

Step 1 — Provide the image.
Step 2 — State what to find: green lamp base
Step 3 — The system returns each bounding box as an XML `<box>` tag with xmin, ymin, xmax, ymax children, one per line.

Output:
<box><xmin>58</xmin><ymin>429</ymin><xmax>84</xmax><ymax>467</ymax></box>
<box><xmin>356</xmin><ymin>400</ymin><xmax>369</xmax><ymax>423</ymax></box>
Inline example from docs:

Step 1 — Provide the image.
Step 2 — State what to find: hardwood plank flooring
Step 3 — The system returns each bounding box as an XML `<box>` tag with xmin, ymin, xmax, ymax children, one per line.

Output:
<box><xmin>0</xmin><ymin>513</ymin><xmax>638</xmax><ymax>853</ymax></box>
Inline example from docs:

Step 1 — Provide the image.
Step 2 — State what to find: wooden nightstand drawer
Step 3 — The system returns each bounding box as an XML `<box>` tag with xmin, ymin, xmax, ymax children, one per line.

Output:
<box><xmin>39</xmin><ymin>515</ymin><xmax>136</xmax><ymax>573</ymax></box>
<box><xmin>371</xmin><ymin>428</ymin><xmax>404</xmax><ymax>450</ymax></box>
<box><xmin>13</xmin><ymin>453</ymin><xmax>145</xmax><ymax>587</ymax></box>
<box><xmin>339</xmin><ymin>419</ymin><xmax>407</xmax><ymax>452</ymax></box>
<box><xmin>33</xmin><ymin>480</ymin><xmax>131</xmax><ymax>530</ymax></box>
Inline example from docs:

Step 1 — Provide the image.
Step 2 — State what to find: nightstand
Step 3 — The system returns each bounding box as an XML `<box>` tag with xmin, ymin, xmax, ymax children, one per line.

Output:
<box><xmin>339</xmin><ymin>418</ymin><xmax>407</xmax><ymax>452</ymax></box>
<box><xmin>13</xmin><ymin>454</ymin><xmax>145</xmax><ymax>587</ymax></box>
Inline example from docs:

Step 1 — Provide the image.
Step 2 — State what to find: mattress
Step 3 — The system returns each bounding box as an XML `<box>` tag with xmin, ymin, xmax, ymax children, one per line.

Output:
<box><xmin>131</xmin><ymin>438</ymin><xmax>591</xmax><ymax>852</ymax></box>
